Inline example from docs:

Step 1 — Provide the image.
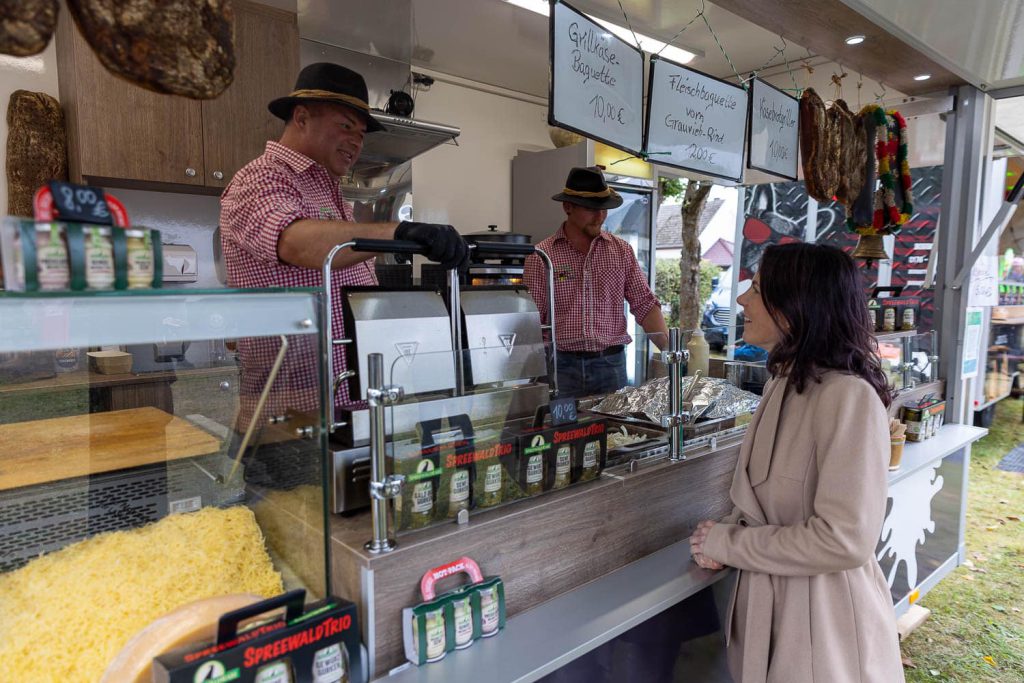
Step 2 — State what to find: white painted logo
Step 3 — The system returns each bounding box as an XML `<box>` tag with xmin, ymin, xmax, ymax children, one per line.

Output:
<box><xmin>877</xmin><ymin>465</ymin><xmax>944</xmax><ymax>589</ymax></box>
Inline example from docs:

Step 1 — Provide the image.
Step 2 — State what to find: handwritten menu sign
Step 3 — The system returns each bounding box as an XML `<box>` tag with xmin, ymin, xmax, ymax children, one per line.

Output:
<box><xmin>643</xmin><ymin>56</ymin><xmax>748</xmax><ymax>181</ymax></box>
<box><xmin>550</xmin><ymin>0</ymin><xmax>643</xmax><ymax>155</ymax></box>
<box><xmin>747</xmin><ymin>78</ymin><xmax>799</xmax><ymax>180</ymax></box>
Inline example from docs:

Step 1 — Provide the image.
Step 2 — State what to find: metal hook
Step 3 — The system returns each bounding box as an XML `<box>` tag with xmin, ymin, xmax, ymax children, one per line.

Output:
<box><xmin>874</xmin><ymin>81</ymin><xmax>887</xmax><ymax>103</ymax></box>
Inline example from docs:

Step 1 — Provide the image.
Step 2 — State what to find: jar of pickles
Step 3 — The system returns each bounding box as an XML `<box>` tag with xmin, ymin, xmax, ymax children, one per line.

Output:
<box><xmin>85</xmin><ymin>227</ymin><xmax>115</xmax><ymax>290</ymax></box>
<box><xmin>34</xmin><ymin>224</ymin><xmax>70</xmax><ymax>291</ymax></box>
<box><xmin>125</xmin><ymin>229</ymin><xmax>154</xmax><ymax>288</ymax></box>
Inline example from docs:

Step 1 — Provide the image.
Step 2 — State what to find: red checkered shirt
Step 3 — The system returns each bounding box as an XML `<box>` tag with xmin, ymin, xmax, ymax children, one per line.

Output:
<box><xmin>220</xmin><ymin>141</ymin><xmax>376</xmax><ymax>423</ymax></box>
<box><xmin>523</xmin><ymin>224</ymin><xmax>658</xmax><ymax>352</ymax></box>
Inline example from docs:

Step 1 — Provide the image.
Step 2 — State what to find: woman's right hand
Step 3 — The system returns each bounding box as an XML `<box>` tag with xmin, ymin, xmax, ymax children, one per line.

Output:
<box><xmin>690</xmin><ymin>520</ymin><xmax>726</xmax><ymax>570</ymax></box>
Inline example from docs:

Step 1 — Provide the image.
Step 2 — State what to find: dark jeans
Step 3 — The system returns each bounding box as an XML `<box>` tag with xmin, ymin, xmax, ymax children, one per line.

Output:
<box><xmin>556</xmin><ymin>349</ymin><xmax>627</xmax><ymax>398</ymax></box>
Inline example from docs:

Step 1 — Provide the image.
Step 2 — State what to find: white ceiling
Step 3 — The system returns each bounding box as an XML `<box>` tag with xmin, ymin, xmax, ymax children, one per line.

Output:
<box><xmin>840</xmin><ymin>0</ymin><xmax>1024</xmax><ymax>92</ymax></box>
<box><xmin>409</xmin><ymin>0</ymin><xmax>899</xmax><ymax>101</ymax></box>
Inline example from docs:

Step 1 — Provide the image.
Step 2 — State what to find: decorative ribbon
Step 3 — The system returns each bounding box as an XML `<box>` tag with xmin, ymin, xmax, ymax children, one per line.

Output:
<box><xmin>287</xmin><ymin>89</ymin><xmax>369</xmax><ymax>112</ymax></box>
<box><xmin>561</xmin><ymin>187</ymin><xmax>613</xmax><ymax>198</ymax></box>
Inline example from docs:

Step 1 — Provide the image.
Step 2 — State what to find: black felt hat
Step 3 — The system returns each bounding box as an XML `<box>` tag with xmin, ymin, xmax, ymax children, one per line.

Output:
<box><xmin>551</xmin><ymin>166</ymin><xmax>623</xmax><ymax>209</ymax></box>
<box><xmin>268</xmin><ymin>62</ymin><xmax>385</xmax><ymax>132</ymax></box>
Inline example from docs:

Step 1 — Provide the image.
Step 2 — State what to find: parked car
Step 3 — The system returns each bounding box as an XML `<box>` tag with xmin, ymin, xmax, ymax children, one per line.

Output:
<box><xmin>701</xmin><ymin>281</ymin><xmax>742</xmax><ymax>350</ymax></box>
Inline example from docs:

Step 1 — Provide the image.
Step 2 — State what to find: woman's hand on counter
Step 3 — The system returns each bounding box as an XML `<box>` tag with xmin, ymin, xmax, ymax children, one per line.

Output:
<box><xmin>690</xmin><ymin>519</ymin><xmax>726</xmax><ymax>570</ymax></box>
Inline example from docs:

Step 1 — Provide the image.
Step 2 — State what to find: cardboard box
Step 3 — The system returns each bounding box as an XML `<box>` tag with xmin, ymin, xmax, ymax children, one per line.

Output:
<box><xmin>154</xmin><ymin>591</ymin><xmax>364</xmax><ymax>683</ymax></box>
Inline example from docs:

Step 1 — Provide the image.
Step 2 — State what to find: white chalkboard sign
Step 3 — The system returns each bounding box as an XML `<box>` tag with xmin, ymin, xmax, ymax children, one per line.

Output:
<box><xmin>550</xmin><ymin>0</ymin><xmax>644</xmax><ymax>155</ymax></box>
<box><xmin>747</xmin><ymin>78</ymin><xmax>799</xmax><ymax>180</ymax></box>
<box><xmin>643</xmin><ymin>56</ymin><xmax>748</xmax><ymax>181</ymax></box>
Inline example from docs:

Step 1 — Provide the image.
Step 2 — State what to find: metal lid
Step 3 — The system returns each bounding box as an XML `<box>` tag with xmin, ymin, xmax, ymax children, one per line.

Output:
<box><xmin>464</xmin><ymin>225</ymin><xmax>531</xmax><ymax>244</ymax></box>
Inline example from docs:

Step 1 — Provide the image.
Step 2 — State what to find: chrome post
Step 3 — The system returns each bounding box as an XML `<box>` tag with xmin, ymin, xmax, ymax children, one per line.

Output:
<box><xmin>365</xmin><ymin>353</ymin><xmax>404</xmax><ymax>554</ymax></box>
<box><xmin>321</xmin><ymin>241</ymin><xmax>357</xmax><ymax>434</ymax></box>
<box><xmin>901</xmin><ymin>335</ymin><xmax>916</xmax><ymax>390</ymax></box>
<box><xmin>928</xmin><ymin>329</ymin><xmax>940</xmax><ymax>382</ymax></box>
<box><xmin>535</xmin><ymin>249</ymin><xmax>559</xmax><ymax>398</ymax></box>
<box><xmin>449</xmin><ymin>266</ymin><xmax>464</xmax><ymax>396</ymax></box>
<box><xmin>662</xmin><ymin>328</ymin><xmax>687</xmax><ymax>461</ymax></box>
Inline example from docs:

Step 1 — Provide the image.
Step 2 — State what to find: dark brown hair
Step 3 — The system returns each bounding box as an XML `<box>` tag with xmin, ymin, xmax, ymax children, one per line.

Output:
<box><xmin>758</xmin><ymin>243</ymin><xmax>893</xmax><ymax>406</ymax></box>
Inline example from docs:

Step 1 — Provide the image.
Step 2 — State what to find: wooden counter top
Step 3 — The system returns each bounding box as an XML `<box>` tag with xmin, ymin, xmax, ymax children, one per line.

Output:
<box><xmin>0</xmin><ymin>406</ymin><xmax>222</xmax><ymax>490</ymax></box>
<box><xmin>330</xmin><ymin>434</ymin><xmax>744</xmax><ymax>676</ymax></box>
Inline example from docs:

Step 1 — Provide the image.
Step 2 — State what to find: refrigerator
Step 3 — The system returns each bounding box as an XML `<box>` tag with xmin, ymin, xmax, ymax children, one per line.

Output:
<box><xmin>511</xmin><ymin>142</ymin><xmax>656</xmax><ymax>384</ymax></box>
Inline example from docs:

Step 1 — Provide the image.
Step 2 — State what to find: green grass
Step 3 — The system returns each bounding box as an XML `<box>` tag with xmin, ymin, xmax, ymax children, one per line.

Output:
<box><xmin>901</xmin><ymin>397</ymin><xmax>1024</xmax><ymax>682</ymax></box>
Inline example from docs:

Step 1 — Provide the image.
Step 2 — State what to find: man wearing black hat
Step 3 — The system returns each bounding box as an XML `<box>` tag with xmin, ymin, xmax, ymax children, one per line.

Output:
<box><xmin>523</xmin><ymin>166</ymin><xmax>668</xmax><ymax>398</ymax></box>
<box><xmin>220</xmin><ymin>63</ymin><xmax>468</xmax><ymax>419</ymax></box>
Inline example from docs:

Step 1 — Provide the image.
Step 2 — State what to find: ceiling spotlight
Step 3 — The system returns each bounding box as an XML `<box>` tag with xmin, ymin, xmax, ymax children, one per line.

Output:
<box><xmin>844</xmin><ymin>35</ymin><xmax>865</xmax><ymax>45</ymax></box>
<box><xmin>913</xmin><ymin>74</ymin><xmax>932</xmax><ymax>81</ymax></box>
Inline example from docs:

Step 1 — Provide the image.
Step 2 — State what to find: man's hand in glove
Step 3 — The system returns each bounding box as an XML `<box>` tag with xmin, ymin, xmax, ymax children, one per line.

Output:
<box><xmin>394</xmin><ymin>221</ymin><xmax>469</xmax><ymax>271</ymax></box>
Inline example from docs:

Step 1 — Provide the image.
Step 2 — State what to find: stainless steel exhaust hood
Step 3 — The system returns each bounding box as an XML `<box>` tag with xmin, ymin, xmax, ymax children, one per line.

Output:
<box><xmin>298</xmin><ymin>0</ymin><xmax>459</xmax><ymax>175</ymax></box>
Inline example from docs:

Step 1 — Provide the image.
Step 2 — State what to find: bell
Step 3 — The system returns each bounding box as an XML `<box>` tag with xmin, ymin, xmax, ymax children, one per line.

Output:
<box><xmin>852</xmin><ymin>233</ymin><xmax>889</xmax><ymax>260</ymax></box>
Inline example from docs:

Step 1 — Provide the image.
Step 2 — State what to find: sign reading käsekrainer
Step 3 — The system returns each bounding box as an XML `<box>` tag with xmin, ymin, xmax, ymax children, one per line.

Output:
<box><xmin>550</xmin><ymin>0</ymin><xmax>643</xmax><ymax>155</ymax></box>
<box><xmin>747</xmin><ymin>78</ymin><xmax>799</xmax><ymax>180</ymax></box>
<box><xmin>644</xmin><ymin>56</ymin><xmax>748</xmax><ymax>181</ymax></box>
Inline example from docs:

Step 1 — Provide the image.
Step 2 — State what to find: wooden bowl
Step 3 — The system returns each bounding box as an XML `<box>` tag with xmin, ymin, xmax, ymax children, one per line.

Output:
<box><xmin>87</xmin><ymin>350</ymin><xmax>133</xmax><ymax>375</ymax></box>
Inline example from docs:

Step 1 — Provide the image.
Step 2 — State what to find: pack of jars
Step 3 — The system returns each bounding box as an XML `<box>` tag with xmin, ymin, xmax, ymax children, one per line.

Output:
<box><xmin>403</xmin><ymin>556</ymin><xmax>506</xmax><ymax>665</ymax></box>
<box><xmin>1</xmin><ymin>217</ymin><xmax>161</xmax><ymax>292</ymax></box>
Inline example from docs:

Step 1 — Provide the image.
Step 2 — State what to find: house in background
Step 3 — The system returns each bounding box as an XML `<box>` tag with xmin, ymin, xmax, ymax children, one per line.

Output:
<box><xmin>654</xmin><ymin>196</ymin><xmax>728</xmax><ymax>263</ymax></box>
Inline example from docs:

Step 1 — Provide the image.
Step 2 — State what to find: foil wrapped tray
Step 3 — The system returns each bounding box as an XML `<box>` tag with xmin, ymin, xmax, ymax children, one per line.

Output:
<box><xmin>591</xmin><ymin>376</ymin><xmax>761</xmax><ymax>425</ymax></box>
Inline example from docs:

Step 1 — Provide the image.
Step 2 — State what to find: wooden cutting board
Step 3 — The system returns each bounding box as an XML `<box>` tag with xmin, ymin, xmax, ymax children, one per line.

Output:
<box><xmin>0</xmin><ymin>407</ymin><xmax>222</xmax><ymax>491</ymax></box>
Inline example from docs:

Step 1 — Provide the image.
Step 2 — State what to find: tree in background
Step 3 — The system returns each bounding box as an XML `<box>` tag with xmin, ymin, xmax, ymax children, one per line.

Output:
<box><xmin>657</xmin><ymin>176</ymin><xmax>714</xmax><ymax>331</ymax></box>
<box><xmin>656</xmin><ymin>258</ymin><xmax>720</xmax><ymax>329</ymax></box>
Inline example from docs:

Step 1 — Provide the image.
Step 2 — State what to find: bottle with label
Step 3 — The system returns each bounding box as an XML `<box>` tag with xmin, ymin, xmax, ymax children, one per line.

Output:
<box><xmin>35</xmin><ymin>224</ymin><xmax>70</xmax><ymax>291</ymax></box>
<box><xmin>478</xmin><ymin>585</ymin><xmax>500</xmax><ymax>637</ymax></box>
<box><xmin>447</xmin><ymin>467</ymin><xmax>470</xmax><ymax>518</ymax></box>
<box><xmin>901</xmin><ymin>307</ymin><xmax>915</xmax><ymax>331</ymax></box>
<box><xmin>452</xmin><ymin>595</ymin><xmax>474</xmax><ymax>649</ymax></box>
<box><xmin>254</xmin><ymin>660</ymin><xmax>293</xmax><ymax>683</ymax></box>
<box><xmin>85</xmin><ymin>227</ymin><xmax>115</xmax><ymax>290</ymax></box>
<box><xmin>685</xmin><ymin>328</ymin><xmax>710</xmax><ymax>378</ymax></box>
<box><xmin>578</xmin><ymin>440</ymin><xmax>601</xmax><ymax>482</ymax></box>
<box><xmin>410</xmin><ymin>464</ymin><xmax>435</xmax><ymax>529</ymax></box>
<box><xmin>312</xmin><ymin>643</ymin><xmax>348</xmax><ymax>683</ymax></box>
<box><xmin>477</xmin><ymin>461</ymin><xmax>503</xmax><ymax>507</ymax></box>
<box><xmin>125</xmin><ymin>229</ymin><xmax>154</xmax><ymax>289</ymax></box>
<box><xmin>411</xmin><ymin>608</ymin><xmax>447</xmax><ymax>661</ymax></box>
<box><xmin>551</xmin><ymin>445</ymin><xmax>572</xmax><ymax>489</ymax></box>
<box><xmin>883</xmin><ymin>307</ymin><xmax>896</xmax><ymax>331</ymax></box>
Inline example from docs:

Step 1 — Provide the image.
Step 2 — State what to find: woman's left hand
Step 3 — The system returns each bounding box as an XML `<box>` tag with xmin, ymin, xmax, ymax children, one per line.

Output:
<box><xmin>690</xmin><ymin>520</ymin><xmax>724</xmax><ymax>570</ymax></box>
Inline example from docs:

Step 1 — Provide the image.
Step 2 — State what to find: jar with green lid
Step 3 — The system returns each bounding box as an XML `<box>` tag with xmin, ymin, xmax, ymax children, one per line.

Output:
<box><xmin>551</xmin><ymin>444</ymin><xmax>572</xmax><ymax>489</ymax></box>
<box><xmin>35</xmin><ymin>224</ymin><xmax>70</xmax><ymax>291</ymax></box>
<box><xmin>85</xmin><ymin>227</ymin><xmax>115</xmax><ymax>290</ymax></box>
<box><xmin>125</xmin><ymin>229</ymin><xmax>154</xmax><ymax>289</ymax></box>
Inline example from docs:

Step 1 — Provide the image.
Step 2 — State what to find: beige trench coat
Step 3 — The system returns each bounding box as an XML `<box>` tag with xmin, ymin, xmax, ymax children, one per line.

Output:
<box><xmin>703</xmin><ymin>372</ymin><xmax>904</xmax><ymax>683</ymax></box>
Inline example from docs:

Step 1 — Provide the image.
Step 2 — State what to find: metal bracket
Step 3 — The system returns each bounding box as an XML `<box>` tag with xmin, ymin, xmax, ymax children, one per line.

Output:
<box><xmin>662</xmin><ymin>349</ymin><xmax>688</xmax><ymax>365</ymax></box>
<box><xmin>367</xmin><ymin>384</ymin><xmax>404</xmax><ymax>407</ymax></box>
<box><xmin>369</xmin><ymin>474</ymin><xmax>405</xmax><ymax>500</ymax></box>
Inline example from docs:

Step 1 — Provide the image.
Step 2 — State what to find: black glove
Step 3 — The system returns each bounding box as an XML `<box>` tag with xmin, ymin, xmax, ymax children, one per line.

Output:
<box><xmin>394</xmin><ymin>221</ymin><xmax>469</xmax><ymax>271</ymax></box>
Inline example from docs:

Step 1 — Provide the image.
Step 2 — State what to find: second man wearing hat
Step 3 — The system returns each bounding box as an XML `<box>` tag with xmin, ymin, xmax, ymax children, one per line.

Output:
<box><xmin>523</xmin><ymin>167</ymin><xmax>668</xmax><ymax>398</ymax></box>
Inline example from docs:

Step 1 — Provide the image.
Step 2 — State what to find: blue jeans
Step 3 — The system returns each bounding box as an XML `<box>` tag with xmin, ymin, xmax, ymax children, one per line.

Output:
<box><xmin>555</xmin><ymin>349</ymin><xmax>627</xmax><ymax>398</ymax></box>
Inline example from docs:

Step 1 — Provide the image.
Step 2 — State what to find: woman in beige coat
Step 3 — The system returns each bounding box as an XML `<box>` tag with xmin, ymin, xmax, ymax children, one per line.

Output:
<box><xmin>689</xmin><ymin>243</ymin><xmax>905</xmax><ymax>683</ymax></box>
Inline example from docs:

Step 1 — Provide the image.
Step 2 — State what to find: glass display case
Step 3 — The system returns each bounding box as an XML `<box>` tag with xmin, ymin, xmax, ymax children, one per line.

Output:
<box><xmin>0</xmin><ymin>288</ymin><xmax>329</xmax><ymax>680</ymax></box>
<box><xmin>875</xmin><ymin>330</ymin><xmax>939</xmax><ymax>393</ymax></box>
